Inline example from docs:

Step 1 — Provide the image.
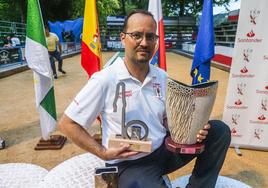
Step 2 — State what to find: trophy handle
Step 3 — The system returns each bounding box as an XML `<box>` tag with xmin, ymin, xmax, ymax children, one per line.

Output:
<box><xmin>113</xmin><ymin>81</ymin><xmax>149</xmax><ymax>140</ymax></box>
<box><xmin>113</xmin><ymin>81</ymin><xmax>127</xmax><ymax>137</ymax></box>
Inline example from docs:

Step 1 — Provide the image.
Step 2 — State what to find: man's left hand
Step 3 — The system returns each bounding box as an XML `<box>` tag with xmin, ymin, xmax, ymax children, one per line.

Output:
<box><xmin>196</xmin><ymin>124</ymin><xmax>210</xmax><ymax>143</ymax></box>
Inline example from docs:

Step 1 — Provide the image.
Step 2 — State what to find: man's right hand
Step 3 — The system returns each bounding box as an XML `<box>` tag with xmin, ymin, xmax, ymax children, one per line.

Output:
<box><xmin>101</xmin><ymin>144</ymin><xmax>139</xmax><ymax>160</ymax></box>
<box><xmin>58</xmin><ymin>114</ymin><xmax>139</xmax><ymax>161</ymax></box>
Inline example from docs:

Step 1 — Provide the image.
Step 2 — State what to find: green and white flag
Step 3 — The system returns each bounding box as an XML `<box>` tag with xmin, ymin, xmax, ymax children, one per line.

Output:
<box><xmin>25</xmin><ymin>0</ymin><xmax>57</xmax><ymax>140</ymax></box>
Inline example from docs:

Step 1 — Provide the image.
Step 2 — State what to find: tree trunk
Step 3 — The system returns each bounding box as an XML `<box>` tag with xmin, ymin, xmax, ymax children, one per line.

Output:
<box><xmin>121</xmin><ymin>0</ymin><xmax>126</xmax><ymax>15</ymax></box>
<box><xmin>19</xmin><ymin>0</ymin><xmax>26</xmax><ymax>23</ymax></box>
<box><xmin>179</xmin><ymin>0</ymin><xmax>185</xmax><ymax>16</ymax></box>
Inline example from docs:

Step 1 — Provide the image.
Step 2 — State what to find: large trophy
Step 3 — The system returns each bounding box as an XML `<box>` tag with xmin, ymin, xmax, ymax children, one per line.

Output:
<box><xmin>165</xmin><ymin>78</ymin><xmax>218</xmax><ymax>154</ymax></box>
<box><xmin>108</xmin><ymin>82</ymin><xmax>152</xmax><ymax>153</ymax></box>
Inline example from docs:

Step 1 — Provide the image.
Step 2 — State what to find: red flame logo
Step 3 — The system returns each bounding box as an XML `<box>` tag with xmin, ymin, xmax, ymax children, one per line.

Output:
<box><xmin>247</xmin><ymin>30</ymin><xmax>255</xmax><ymax>37</ymax></box>
<box><xmin>235</xmin><ymin>99</ymin><xmax>242</xmax><ymax>106</ymax></box>
<box><xmin>231</xmin><ymin>128</ymin><xmax>237</xmax><ymax>134</ymax></box>
<box><xmin>240</xmin><ymin>66</ymin><xmax>248</xmax><ymax>73</ymax></box>
<box><xmin>265</xmin><ymin>86</ymin><xmax>268</xmax><ymax>90</ymax></box>
<box><xmin>258</xmin><ymin>115</ymin><xmax>266</xmax><ymax>121</ymax></box>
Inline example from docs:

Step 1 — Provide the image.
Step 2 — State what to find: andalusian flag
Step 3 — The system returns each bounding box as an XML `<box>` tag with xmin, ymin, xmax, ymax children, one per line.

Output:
<box><xmin>191</xmin><ymin>0</ymin><xmax>214</xmax><ymax>84</ymax></box>
<box><xmin>81</xmin><ymin>0</ymin><xmax>101</xmax><ymax>78</ymax></box>
<box><xmin>25</xmin><ymin>0</ymin><xmax>57</xmax><ymax>140</ymax></box>
<box><xmin>148</xmin><ymin>0</ymin><xmax>167</xmax><ymax>71</ymax></box>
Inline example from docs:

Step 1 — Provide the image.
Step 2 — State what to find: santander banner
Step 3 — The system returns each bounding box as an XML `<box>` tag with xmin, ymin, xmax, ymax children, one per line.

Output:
<box><xmin>223</xmin><ymin>0</ymin><xmax>268</xmax><ymax>150</ymax></box>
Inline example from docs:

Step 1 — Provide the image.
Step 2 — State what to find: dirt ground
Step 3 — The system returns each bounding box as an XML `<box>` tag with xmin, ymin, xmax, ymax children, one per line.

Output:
<box><xmin>0</xmin><ymin>52</ymin><xmax>267</xmax><ymax>187</ymax></box>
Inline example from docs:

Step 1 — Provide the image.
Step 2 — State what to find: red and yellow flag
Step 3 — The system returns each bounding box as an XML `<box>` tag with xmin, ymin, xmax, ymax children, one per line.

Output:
<box><xmin>81</xmin><ymin>0</ymin><xmax>102</xmax><ymax>78</ymax></box>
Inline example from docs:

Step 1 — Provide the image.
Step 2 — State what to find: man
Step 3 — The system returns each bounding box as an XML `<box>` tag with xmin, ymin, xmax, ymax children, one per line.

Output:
<box><xmin>10</xmin><ymin>33</ymin><xmax>21</xmax><ymax>47</ymax></box>
<box><xmin>3</xmin><ymin>35</ymin><xmax>12</xmax><ymax>47</ymax></box>
<box><xmin>45</xmin><ymin>25</ymin><xmax>66</xmax><ymax>79</ymax></box>
<box><xmin>59</xmin><ymin>10</ymin><xmax>231</xmax><ymax>188</ymax></box>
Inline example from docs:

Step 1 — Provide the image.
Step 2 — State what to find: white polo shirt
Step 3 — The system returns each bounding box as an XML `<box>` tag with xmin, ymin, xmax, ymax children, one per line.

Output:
<box><xmin>65</xmin><ymin>57</ymin><xmax>167</xmax><ymax>164</ymax></box>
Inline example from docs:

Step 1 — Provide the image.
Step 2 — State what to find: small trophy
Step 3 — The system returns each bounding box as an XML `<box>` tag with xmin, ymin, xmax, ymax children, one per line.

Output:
<box><xmin>165</xmin><ymin>78</ymin><xmax>218</xmax><ymax>154</ymax></box>
<box><xmin>108</xmin><ymin>82</ymin><xmax>152</xmax><ymax>153</ymax></box>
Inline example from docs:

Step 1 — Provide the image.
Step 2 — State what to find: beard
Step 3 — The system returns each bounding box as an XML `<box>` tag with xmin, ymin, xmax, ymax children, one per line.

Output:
<box><xmin>134</xmin><ymin>47</ymin><xmax>153</xmax><ymax>64</ymax></box>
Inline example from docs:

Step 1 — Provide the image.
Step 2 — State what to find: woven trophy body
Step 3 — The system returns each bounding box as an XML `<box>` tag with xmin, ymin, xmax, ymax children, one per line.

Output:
<box><xmin>166</xmin><ymin>78</ymin><xmax>218</xmax><ymax>145</ymax></box>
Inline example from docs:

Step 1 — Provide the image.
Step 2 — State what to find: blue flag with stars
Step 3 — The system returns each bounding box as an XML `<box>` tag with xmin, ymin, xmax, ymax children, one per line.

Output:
<box><xmin>191</xmin><ymin>0</ymin><xmax>214</xmax><ymax>85</ymax></box>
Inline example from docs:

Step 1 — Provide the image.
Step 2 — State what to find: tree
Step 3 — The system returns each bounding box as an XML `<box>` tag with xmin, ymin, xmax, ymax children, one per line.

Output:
<box><xmin>96</xmin><ymin>0</ymin><xmax>120</xmax><ymax>24</ymax></box>
<box><xmin>0</xmin><ymin>0</ymin><xmax>27</xmax><ymax>22</ymax></box>
<box><xmin>113</xmin><ymin>0</ymin><xmax>236</xmax><ymax>17</ymax></box>
<box><xmin>163</xmin><ymin>0</ymin><xmax>237</xmax><ymax>17</ymax></box>
<box><xmin>0</xmin><ymin>0</ymin><xmax>238</xmax><ymax>24</ymax></box>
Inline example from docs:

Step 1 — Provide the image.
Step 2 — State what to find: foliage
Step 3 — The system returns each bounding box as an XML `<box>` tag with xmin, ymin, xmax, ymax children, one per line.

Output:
<box><xmin>0</xmin><ymin>0</ymin><xmax>238</xmax><ymax>24</ymax></box>
<box><xmin>162</xmin><ymin>0</ymin><xmax>236</xmax><ymax>17</ymax></box>
<box><xmin>0</xmin><ymin>0</ymin><xmax>26</xmax><ymax>22</ymax></box>
<box><xmin>39</xmin><ymin>0</ymin><xmax>82</xmax><ymax>22</ymax></box>
<box><xmin>124</xmin><ymin>0</ymin><xmax>149</xmax><ymax>14</ymax></box>
<box><xmin>97</xmin><ymin>0</ymin><xmax>120</xmax><ymax>24</ymax></box>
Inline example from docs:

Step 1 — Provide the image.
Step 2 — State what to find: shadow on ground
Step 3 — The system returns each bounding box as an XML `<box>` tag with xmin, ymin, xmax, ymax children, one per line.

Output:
<box><xmin>227</xmin><ymin>170</ymin><xmax>265</xmax><ymax>187</ymax></box>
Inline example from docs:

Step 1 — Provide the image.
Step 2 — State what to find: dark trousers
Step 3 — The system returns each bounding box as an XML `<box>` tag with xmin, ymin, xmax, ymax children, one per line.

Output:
<box><xmin>49</xmin><ymin>50</ymin><xmax>63</xmax><ymax>75</ymax></box>
<box><xmin>106</xmin><ymin>120</ymin><xmax>231</xmax><ymax>188</ymax></box>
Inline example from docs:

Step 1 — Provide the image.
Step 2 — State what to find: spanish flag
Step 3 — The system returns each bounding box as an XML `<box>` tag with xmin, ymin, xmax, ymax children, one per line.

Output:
<box><xmin>81</xmin><ymin>0</ymin><xmax>101</xmax><ymax>78</ymax></box>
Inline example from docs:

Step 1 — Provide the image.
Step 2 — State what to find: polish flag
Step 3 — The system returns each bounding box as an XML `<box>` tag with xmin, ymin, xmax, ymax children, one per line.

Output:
<box><xmin>148</xmin><ymin>0</ymin><xmax>167</xmax><ymax>71</ymax></box>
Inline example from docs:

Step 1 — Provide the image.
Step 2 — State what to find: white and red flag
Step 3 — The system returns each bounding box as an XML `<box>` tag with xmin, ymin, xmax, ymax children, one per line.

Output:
<box><xmin>148</xmin><ymin>0</ymin><xmax>167</xmax><ymax>71</ymax></box>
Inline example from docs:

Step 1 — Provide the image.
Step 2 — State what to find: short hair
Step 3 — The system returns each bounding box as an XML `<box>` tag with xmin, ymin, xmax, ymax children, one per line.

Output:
<box><xmin>122</xmin><ymin>9</ymin><xmax>157</xmax><ymax>32</ymax></box>
<box><xmin>44</xmin><ymin>25</ymin><xmax>50</xmax><ymax>31</ymax></box>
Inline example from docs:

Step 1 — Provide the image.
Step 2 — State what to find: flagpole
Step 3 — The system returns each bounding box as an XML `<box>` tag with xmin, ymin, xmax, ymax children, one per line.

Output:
<box><xmin>26</xmin><ymin>0</ymin><xmax>66</xmax><ymax>150</ymax></box>
<box><xmin>81</xmin><ymin>0</ymin><xmax>102</xmax><ymax>143</ymax></box>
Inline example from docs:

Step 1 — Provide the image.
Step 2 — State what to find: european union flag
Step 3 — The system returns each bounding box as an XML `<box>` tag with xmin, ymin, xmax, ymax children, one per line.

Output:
<box><xmin>191</xmin><ymin>0</ymin><xmax>214</xmax><ymax>85</ymax></box>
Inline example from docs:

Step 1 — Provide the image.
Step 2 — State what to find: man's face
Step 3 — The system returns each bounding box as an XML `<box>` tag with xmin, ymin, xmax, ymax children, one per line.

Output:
<box><xmin>45</xmin><ymin>28</ymin><xmax>49</xmax><ymax>36</ymax></box>
<box><xmin>121</xmin><ymin>13</ymin><xmax>157</xmax><ymax>64</ymax></box>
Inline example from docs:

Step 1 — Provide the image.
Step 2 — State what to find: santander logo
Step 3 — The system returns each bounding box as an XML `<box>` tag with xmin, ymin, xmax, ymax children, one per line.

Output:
<box><xmin>247</xmin><ymin>30</ymin><xmax>255</xmax><ymax>38</ymax></box>
<box><xmin>258</xmin><ymin>115</ymin><xmax>266</xmax><ymax>121</ymax></box>
<box><xmin>235</xmin><ymin>99</ymin><xmax>242</xmax><ymax>106</ymax></box>
<box><xmin>240</xmin><ymin>66</ymin><xmax>248</xmax><ymax>73</ymax></box>
<box><xmin>231</xmin><ymin>128</ymin><xmax>237</xmax><ymax>134</ymax></box>
<box><xmin>265</xmin><ymin>86</ymin><xmax>268</xmax><ymax>90</ymax></box>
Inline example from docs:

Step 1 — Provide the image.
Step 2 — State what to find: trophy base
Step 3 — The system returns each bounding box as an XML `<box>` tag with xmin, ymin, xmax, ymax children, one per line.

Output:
<box><xmin>108</xmin><ymin>134</ymin><xmax>152</xmax><ymax>153</ymax></box>
<box><xmin>34</xmin><ymin>135</ymin><xmax>67</xmax><ymax>150</ymax></box>
<box><xmin>165</xmin><ymin>136</ymin><xmax>205</xmax><ymax>154</ymax></box>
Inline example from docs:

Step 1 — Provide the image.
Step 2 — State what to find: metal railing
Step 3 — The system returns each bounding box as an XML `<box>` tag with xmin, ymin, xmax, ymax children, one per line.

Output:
<box><xmin>0</xmin><ymin>42</ymin><xmax>81</xmax><ymax>71</ymax></box>
<box><xmin>0</xmin><ymin>21</ymin><xmax>26</xmax><ymax>46</ymax></box>
<box><xmin>0</xmin><ymin>46</ymin><xmax>25</xmax><ymax>69</ymax></box>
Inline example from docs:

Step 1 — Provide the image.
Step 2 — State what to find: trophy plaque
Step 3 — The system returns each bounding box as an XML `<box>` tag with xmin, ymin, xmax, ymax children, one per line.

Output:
<box><xmin>108</xmin><ymin>82</ymin><xmax>152</xmax><ymax>153</ymax></box>
<box><xmin>165</xmin><ymin>78</ymin><xmax>218</xmax><ymax>154</ymax></box>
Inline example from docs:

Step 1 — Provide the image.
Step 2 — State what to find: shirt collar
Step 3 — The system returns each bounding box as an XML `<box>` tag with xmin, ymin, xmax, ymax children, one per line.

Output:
<box><xmin>115</xmin><ymin>57</ymin><xmax>158</xmax><ymax>84</ymax></box>
<box><xmin>116</xmin><ymin>57</ymin><xmax>132</xmax><ymax>80</ymax></box>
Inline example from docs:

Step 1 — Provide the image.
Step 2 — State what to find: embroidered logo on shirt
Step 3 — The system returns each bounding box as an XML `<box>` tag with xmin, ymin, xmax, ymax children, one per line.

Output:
<box><xmin>119</xmin><ymin>90</ymin><xmax>132</xmax><ymax>98</ymax></box>
<box><xmin>153</xmin><ymin>83</ymin><xmax>162</xmax><ymax>98</ymax></box>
